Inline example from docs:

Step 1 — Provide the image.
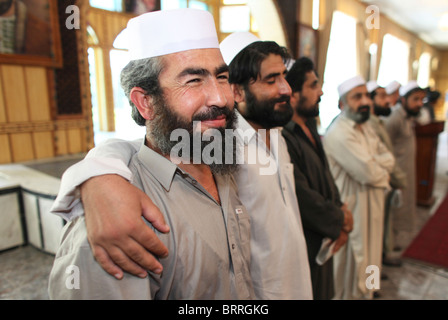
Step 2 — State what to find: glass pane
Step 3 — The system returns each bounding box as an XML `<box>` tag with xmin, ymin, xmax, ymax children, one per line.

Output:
<box><xmin>161</xmin><ymin>0</ymin><xmax>188</xmax><ymax>10</ymax></box>
<box><xmin>87</xmin><ymin>48</ymin><xmax>100</xmax><ymax>142</ymax></box>
<box><xmin>417</xmin><ymin>52</ymin><xmax>431</xmax><ymax>88</ymax></box>
<box><xmin>89</xmin><ymin>0</ymin><xmax>122</xmax><ymax>12</ymax></box>
<box><xmin>220</xmin><ymin>6</ymin><xmax>250</xmax><ymax>33</ymax></box>
<box><xmin>189</xmin><ymin>0</ymin><xmax>209</xmax><ymax>11</ymax></box>
<box><xmin>110</xmin><ymin>50</ymin><xmax>146</xmax><ymax>141</ymax></box>
<box><xmin>223</xmin><ymin>0</ymin><xmax>247</xmax><ymax>4</ymax></box>
<box><xmin>319</xmin><ymin>11</ymin><xmax>357</xmax><ymax>132</ymax></box>
<box><xmin>377</xmin><ymin>34</ymin><xmax>410</xmax><ymax>88</ymax></box>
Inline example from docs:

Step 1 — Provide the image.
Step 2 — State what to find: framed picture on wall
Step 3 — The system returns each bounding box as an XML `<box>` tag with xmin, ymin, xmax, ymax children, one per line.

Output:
<box><xmin>0</xmin><ymin>0</ymin><xmax>62</xmax><ymax>67</ymax></box>
<box><xmin>297</xmin><ymin>23</ymin><xmax>319</xmax><ymax>68</ymax></box>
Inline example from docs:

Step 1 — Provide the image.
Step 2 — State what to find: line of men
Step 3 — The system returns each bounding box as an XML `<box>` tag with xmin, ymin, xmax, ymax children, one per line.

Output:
<box><xmin>48</xmin><ymin>8</ymin><xmax>424</xmax><ymax>300</ymax></box>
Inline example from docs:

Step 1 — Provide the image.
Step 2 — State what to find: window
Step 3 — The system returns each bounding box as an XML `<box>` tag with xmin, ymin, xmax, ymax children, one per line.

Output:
<box><xmin>160</xmin><ymin>0</ymin><xmax>258</xmax><ymax>40</ymax></box>
<box><xmin>319</xmin><ymin>11</ymin><xmax>357</xmax><ymax>132</ymax></box>
<box><xmin>161</xmin><ymin>0</ymin><xmax>209</xmax><ymax>10</ymax></box>
<box><xmin>89</xmin><ymin>0</ymin><xmax>123</xmax><ymax>12</ymax></box>
<box><xmin>377</xmin><ymin>34</ymin><xmax>410</xmax><ymax>88</ymax></box>
<box><xmin>220</xmin><ymin>5</ymin><xmax>251</xmax><ymax>32</ymax></box>
<box><xmin>417</xmin><ymin>52</ymin><xmax>431</xmax><ymax>89</ymax></box>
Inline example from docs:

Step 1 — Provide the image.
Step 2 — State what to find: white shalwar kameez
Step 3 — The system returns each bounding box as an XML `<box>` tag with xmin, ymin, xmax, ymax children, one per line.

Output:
<box><xmin>323</xmin><ymin>112</ymin><xmax>395</xmax><ymax>299</ymax></box>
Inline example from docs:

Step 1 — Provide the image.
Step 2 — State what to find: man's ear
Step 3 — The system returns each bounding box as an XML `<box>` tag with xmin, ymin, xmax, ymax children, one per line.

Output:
<box><xmin>231</xmin><ymin>83</ymin><xmax>246</xmax><ymax>103</ymax></box>
<box><xmin>130</xmin><ymin>87</ymin><xmax>155</xmax><ymax>120</ymax></box>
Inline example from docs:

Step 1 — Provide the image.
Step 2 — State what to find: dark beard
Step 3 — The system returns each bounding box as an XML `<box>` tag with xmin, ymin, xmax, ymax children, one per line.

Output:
<box><xmin>148</xmin><ymin>97</ymin><xmax>239</xmax><ymax>176</ymax></box>
<box><xmin>404</xmin><ymin>107</ymin><xmax>420</xmax><ymax>118</ymax></box>
<box><xmin>345</xmin><ymin>105</ymin><xmax>370</xmax><ymax>124</ymax></box>
<box><xmin>244</xmin><ymin>89</ymin><xmax>293</xmax><ymax>129</ymax></box>
<box><xmin>295</xmin><ymin>96</ymin><xmax>320</xmax><ymax>118</ymax></box>
<box><xmin>374</xmin><ymin>104</ymin><xmax>391</xmax><ymax>117</ymax></box>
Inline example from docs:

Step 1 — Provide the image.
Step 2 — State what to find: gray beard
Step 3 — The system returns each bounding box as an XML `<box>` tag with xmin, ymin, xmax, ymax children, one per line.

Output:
<box><xmin>147</xmin><ymin>97</ymin><xmax>239</xmax><ymax>176</ymax></box>
<box><xmin>344</xmin><ymin>105</ymin><xmax>370</xmax><ymax>124</ymax></box>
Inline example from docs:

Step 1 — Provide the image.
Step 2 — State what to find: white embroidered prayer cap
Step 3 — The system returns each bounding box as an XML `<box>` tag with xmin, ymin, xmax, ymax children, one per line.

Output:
<box><xmin>126</xmin><ymin>9</ymin><xmax>220</xmax><ymax>61</ymax></box>
<box><xmin>385</xmin><ymin>80</ymin><xmax>401</xmax><ymax>95</ymax></box>
<box><xmin>366</xmin><ymin>80</ymin><xmax>380</xmax><ymax>93</ymax></box>
<box><xmin>220</xmin><ymin>32</ymin><xmax>260</xmax><ymax>65</ymax></box>
<box><xmin>399</xmin><ymin>80</ymin><xmax>422</xmax><ymax>96</ymax></box>
<box><xmin>337</xmin><ymin>75</ymin><xmax>366</xmax><ymax>97</ymax></box>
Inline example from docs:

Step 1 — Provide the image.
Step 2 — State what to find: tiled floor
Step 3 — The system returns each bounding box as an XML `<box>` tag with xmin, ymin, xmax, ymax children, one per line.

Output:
<box><xmin>1</xmin><ymin>132</ymin><xmax>447</xmax><ymax>300</ymax></box>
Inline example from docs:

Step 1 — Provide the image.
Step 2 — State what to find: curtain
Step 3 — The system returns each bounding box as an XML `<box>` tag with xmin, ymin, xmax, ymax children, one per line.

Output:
<box><xmin>316</xmin><ymin>0</ymin><xmax>336</xmax><ymax>84</ymax></box>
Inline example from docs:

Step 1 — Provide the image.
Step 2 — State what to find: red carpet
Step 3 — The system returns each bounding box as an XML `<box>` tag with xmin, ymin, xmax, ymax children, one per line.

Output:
<box><xmin>403</xmin><ymin>194</ymin><xmax>448</xmax><ymax>269</ymax></box>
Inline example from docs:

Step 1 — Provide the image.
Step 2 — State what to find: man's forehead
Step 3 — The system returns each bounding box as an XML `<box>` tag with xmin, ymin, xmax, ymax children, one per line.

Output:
<box><xmin>305</xmin><ymin>70</ymin><xmax>318</xmax><ymax>83</ymax></box>
<box><xmin>258</xmin><ymin>54</ymin><xmax>287</xmax><ymax>77</ymax></box>
<box><xmin>408</xmin><ymin>90</ymin><xmax>425</xmax><ymax>98</ymax></box>
<box><xmin>161</xmin><ymin>48</ymin><xmax>226</xmax><ymax>73</ymax></box>
<box><xmin>348</xmin><ymin>85</ymin><xmax>368</xmax><ymax>95</ymax></box>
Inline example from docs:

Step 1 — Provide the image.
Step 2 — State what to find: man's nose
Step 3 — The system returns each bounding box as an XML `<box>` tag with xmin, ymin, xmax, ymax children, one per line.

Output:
<box><xmin>206</xmin><ymin>78</ymin><xmax>228</xmax><ymax>108</ymax></box>
<box><xmin>278</xmin><ymin>77</ymin><xmax>292</xmax><ymax>96</ymax></box>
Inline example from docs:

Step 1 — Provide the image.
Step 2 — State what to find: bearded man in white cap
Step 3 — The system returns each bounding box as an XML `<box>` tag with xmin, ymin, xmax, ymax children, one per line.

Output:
<box><xmin>385</xmin><ymin>80</ymin><xmax>401</xmax><ymax>107</ymax></box>
<box><xmin>383</xmin><ymin>81</ymin><xmax>425</xmax><ymax>250</ymax></box>
<box><xmin>48</xmin><ymin>9</ymin><xmax>255</xmax><ymax>300</ymax></box>
<box><xmin>367</xmin><ymin>80</ymin><xmax>407</xmax><ymax>267</ymax></box>
<box><xmin>49</xmin><ymin>28</ymin><xmax>313</xmax><ymax>299</ymax></box>
<box><xmin>323</xmin><ymin>76</ymin><xmax>395</xmax><ymax>300</ymax></box>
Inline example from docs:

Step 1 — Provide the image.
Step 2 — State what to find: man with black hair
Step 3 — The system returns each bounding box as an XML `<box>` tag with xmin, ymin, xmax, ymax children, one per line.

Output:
<box><xmin>367</xmin><ymin>81</ymin><xmax>407</xmax><ymax>267</ymax></box>
<box><xmin>282</xmin><ymin>57</ymin><xmax>353</xmax><ymax>300</ymax></box>
<box><xmin>418</xmin><ymin>88</ymin><xmax>440</xmax><ymax>124</ymax></box>
<box><xmin>50</xmin><ymin>32</ymin><xmax>313</xmax><ymax>300</ymax></box>
<box><xmin>383</xmin><ymin>81</ymin><xmax>425</xmax><ymax>250</ymax></box>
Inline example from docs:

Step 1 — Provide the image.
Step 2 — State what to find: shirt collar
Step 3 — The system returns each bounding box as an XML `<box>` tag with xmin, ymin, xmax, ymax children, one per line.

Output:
<box><xmin>137</xmin><ymin>139</ymin><xmax>178</xmax><ymax>191</ymax></box>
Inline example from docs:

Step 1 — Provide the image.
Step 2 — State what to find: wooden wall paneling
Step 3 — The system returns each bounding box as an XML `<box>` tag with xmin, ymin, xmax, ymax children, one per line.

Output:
<box><xmin>0</xmin><ymin>71</ymin><xmax>6</xmax><ymax>123</ymax></box>
<box><xmin>54</xmin><ymin>130</ymin><xmax>68</xmax><ymax>156</ymax></box>
<box><xmin>0</xmin><ymin>134</ymin><xmax>11</xmax><ymax>163</ymax></box>
<box><xmin>90</xmin><ymin>10</ymin><xmax>104</xmax><ymax>45</ymax></box>
<box><xmin>9</xmin><ymin>133</ymin><xmax>34</xmax><ymax>162</ymax></box>
<box><xmin>1</xmin><ymin>65</ymin><xmax>30</xmax><ymax>123</ymax></box>
<box><xmin>67</xmin><ymin>128</ymin><xmax>82</xmax><ymax>154</ymax></box>
<box><xmin>24</xmin><ymin>67</ymin><xmax>51</xmax><ymax>122</ymax></box>
<box><xmin>32</xmin><ymin>131</ymin><xmax>55</xmax><ymax>159</ymax></box>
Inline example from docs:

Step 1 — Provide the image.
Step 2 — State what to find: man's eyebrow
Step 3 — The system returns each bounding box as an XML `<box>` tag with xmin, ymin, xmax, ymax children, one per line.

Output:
<box><xmin>216</xmin><ymin>64</ymin><xmax>229</xmax><ymax>75</ymax></box>
<box><xmin>262</xmin><ymin>68</ymin><xmax>287</xmax><ymax>81</ymax></box>
<box><xmin>177</xmin><ymin>64</ymin><xmax>229</xmax><ymax>79</ymax></box>
<box><xmin>177</xmin><ymin>68</ymin><xmax>209</xmax><ymax>78</ymax></box>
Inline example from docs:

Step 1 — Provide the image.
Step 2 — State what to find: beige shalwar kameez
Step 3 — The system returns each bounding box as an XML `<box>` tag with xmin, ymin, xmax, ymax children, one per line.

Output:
<box><xmin>323</xmin><ymin>113</ymin><xmax>395</xmax><ymax>299</ymax></box>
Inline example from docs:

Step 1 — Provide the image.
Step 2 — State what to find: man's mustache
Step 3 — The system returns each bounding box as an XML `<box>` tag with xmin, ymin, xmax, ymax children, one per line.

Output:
<box><xmin>358</xmin><ymin>105</ymin><xmax>370</xmax><ymax>113</ymax></box>
<box><xmin>193</xmin><ymin>106</ymin><xmax>233</xmax><ymax>122</ymax></box>
<box><xmin>275</xmin><ymin>95</ymin><xmax>291</xmax><ymax>104</ymax></box>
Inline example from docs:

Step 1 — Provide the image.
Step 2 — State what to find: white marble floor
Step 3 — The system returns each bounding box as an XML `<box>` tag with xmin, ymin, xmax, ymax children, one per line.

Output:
<box><xmin>1</xmin><ymin>132</ymin><xmax>447</xmax><ymax>300</ymax></box>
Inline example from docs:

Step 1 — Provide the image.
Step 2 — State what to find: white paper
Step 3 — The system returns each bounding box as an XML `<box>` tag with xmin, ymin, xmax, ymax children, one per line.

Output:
<box><xmin>315</xmin><ymin>237</ymin><xmax>336</xmax><ymax>266</ymax></box>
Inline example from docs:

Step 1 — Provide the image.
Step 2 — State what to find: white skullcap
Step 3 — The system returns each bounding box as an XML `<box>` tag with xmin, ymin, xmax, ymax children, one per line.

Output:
<box><xmin>399</xmin><ymin>80</ymin><xmax>422</xmax><ymax>96</ymax></box>
<box><xmin>337</xmin><ymin>75</ymin><xmax>366</xmax><ymax>97</ymax></box>
<box><xmin>366</xmin><ymin>80</ymin><xmax>379</xmax><ymax>93</ymax></box>
<box><xmin>385</xmin><ymin>80</ymin><xmax>401</xmax><ymax>95</ymax></box>
<box><xmin>220</xmin><ymin>32</ymin><xmax>260</xmax><ymax>65</ymax></box>
<box><xmin>126</xmin><ymin>9</ymin><xmax>220</xmax><ymax>61</ymax></box>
